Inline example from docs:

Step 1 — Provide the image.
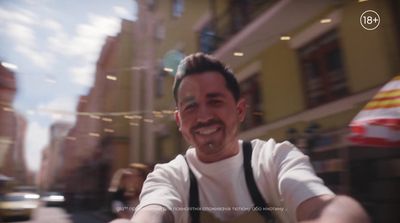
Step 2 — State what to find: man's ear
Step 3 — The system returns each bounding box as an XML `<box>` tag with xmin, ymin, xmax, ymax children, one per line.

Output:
<box><xmin>175</xmin><ymin>110</ymin><xmax>181</xmax><ymax>130</ymax></box>
<box><xmin>236</xmin><ymin>98</ymin><xmax>247</xmax><ymax>122</ymax></box>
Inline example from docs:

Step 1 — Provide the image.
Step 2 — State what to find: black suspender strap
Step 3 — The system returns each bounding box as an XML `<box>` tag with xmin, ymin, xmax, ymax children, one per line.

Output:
<box><xmin>184</xmin><ymin>157</ymin><xmax>200</xmax><ymax>223</ymax></box>
<box><xmin>185</xmin><ymin>141</ymin><xmax>275</xmax><ymax>223</ymax></box>
<box><xmin>242</xmin><ymin>141</ymin><xmax>275</xmax><ymax>223</ymax></box>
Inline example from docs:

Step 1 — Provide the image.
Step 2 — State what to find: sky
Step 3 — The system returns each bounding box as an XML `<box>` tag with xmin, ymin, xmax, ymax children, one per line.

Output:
<box><xmin>0</xmin><ymin>0</ymin><xmax>137</xmax><ymax>172</ymax></box>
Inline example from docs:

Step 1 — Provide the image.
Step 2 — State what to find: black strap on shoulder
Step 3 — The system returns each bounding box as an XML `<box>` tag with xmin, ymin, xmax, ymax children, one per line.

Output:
<box><xmin>184</xmin><ymin>156</ymin><xmax>200</xmax><ymax>223</ymax></box>
<box><xmin>243</xmin><ymin>141</ymin><xmax>275</xmax><ymax>223</ymax></box>
<box><xmin>185</xmin><ymin>142</ymin><xmax>275</xmax><ymax>223</ymax></box>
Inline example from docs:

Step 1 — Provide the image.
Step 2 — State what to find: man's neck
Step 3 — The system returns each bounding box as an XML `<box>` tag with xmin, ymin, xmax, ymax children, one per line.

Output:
<box><xmin>196</xmin><ymin>139</ymin><xmax>240</xmax><ymax>163</ymax></box>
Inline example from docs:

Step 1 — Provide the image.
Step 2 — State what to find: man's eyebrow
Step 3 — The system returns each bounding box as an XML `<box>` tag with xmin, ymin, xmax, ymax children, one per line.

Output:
<box><xmin>206</xmin><ymin>92</ymin><xmax>225</xmax><ymax>99</ymax></box>
<box><xmin>180</xmin><ymin>96</ymin><xmax>196</xmax><ymax>106</ymax></box>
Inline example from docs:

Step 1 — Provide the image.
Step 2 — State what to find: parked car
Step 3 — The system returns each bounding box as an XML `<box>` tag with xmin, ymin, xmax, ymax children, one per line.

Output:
<box><xmin>0</xmin><ymin>192</ymin><xmax>40</xmax><ymax>220</ymax></box>
<box><xmin>41</xmin><ymin>192</ymin><xmax>65</xmax><ymax>207</ymax></box>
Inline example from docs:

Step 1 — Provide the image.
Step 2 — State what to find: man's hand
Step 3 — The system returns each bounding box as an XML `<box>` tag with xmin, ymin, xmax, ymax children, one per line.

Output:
<box><xmin>297</xmin><ymin>195</ymin><xmax>370</xmax><ymax>223</ymax></box>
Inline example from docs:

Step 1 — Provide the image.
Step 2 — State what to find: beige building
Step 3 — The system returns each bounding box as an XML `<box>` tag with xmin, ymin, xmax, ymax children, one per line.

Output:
<box><xmin>53</xmin><ymin>19</ymin><xmax>147</xmax><ymax>208</ymax></box>
<box><xmin>38</xmin><ymin>122</ymin><xmax>72</xmax><ymax>190</ymax></box>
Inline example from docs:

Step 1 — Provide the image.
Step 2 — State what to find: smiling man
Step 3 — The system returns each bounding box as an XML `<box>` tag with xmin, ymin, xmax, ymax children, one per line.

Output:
<box><xmin>176</xmin><ymin>71</ymin><xmax>245</xmax><ymax>163</ymax></box>
<box><xmin>128</xmin><ymin>53</ymin><xmax>370</xmax><ymax>223</ymax></box>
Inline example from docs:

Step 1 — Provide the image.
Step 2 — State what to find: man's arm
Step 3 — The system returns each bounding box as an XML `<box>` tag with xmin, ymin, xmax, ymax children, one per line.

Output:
<box><xmin>131</xmin><ymin>204</ymin><xmax>174</xmax><ymax>223</ymax></box>
<box><xmin>297</xmin><ymin>194</ymin><xmax>371</xmax><ymax>223</ymax></box>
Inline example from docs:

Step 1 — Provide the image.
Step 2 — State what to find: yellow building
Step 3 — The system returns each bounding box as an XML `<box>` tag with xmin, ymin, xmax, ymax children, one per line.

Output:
<box><xmin>149</xmin><ymin>0</ymin><xmax>399</xmax><ymax>154</ymax></box>
<box><xmin>143</xmin><ymin>0</ymin><xmax>226</xmax><ymax>161</ymax></box>
<box><xmin>145</xmin><ymin>0</ymin><xmax>400</xmax><ymax>222</ymax></box>
<box><xmin>53</xmin><ymin>0</ymin><xmax>400</xmax><ymax>218</ymax></box>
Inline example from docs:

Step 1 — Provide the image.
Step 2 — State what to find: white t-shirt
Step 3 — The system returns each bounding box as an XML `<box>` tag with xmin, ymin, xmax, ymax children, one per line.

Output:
<box><xmin>134</xmin><ymin>139</ymin><xmax>334</xmax><ymax>223</ymax></box>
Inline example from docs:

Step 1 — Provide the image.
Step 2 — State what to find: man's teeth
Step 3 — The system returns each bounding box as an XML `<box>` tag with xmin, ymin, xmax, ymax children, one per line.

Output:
<box><xmin>196</xmin><ymin>127</ymin><xmax>218</xmax><ymax>135</ymax></box>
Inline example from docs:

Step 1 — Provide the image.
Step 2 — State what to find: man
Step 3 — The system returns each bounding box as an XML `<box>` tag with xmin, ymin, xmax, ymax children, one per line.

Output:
<box><xmin>129</xmin><ymin>53</ymin><xmax>370</xmax><ymax>223</ymax></box>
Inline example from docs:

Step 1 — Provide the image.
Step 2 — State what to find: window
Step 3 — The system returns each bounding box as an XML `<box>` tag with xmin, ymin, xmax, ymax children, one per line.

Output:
<box><xmin>197</xmin><ymin>0</ymin><xmax>272</xmax><ymax>54</ymax></box>
<box><xmin>198</xmin><ymin>23</ymin><xmax>218</xmax><ymax>54</ymax></box>
<box><xmin>154</xmin><ymin>21</ymin><xmax>165</xmax><ymax>41</ymax></box>
<box><xmin>146</xmin><ymin>0</ymin><xmax>158</xmax><ymax>11</ymax></box>
<box><xmin>298</xmin><ymin>29</ymin><xmax>348</xmax><ymax>108</ymax></box>
<box><xmin>240</xmin><ymin>73</ymin><xmax>264</xmax><ymax>131</ymax></box>
<box><xmin>172</xmin><ymin>0</ymin><xmax>184</xmax><ymax>18</ymax></box>
<box><xmin>229</xmin><ymin>0</ymin><xmax>250</xmax><ymax>34</ymax></box>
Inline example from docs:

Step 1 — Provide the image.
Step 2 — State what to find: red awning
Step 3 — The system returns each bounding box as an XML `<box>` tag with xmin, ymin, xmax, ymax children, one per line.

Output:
<box><xmin>348</xmin><ymin>76</ymin><xmax>400</xmax><ymax>147</ymax></box>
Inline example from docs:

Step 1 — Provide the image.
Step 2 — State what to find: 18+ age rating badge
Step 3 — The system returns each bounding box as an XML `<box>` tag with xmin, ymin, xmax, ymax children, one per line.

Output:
<box><xmin>360</xmin><ymin>10</ymin><xmax>380</xmax><ymax>30</ymax></box>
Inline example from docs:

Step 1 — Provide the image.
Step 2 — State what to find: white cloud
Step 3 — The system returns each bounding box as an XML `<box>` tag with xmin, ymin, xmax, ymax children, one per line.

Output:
<box><xmin>113</xmin><ymin>6</ymin><xmax>131</xmax><ymax>19</ymax></box>
<box><xmin>47</xmin><ymin>31</ymin><xmax>68</xmax><ymax>52</ymax></box>
<box><xmin>48</xmin><ymin>13</ymin><xmax>120</xmax><ymax>61</ymax></box>
<box><xmin>114</xmin><ymin>1</ymin><xmax>138</xmax><ymax>21</ymax></box>
<box><xmin>70</xmin><ymin>65</ymin><xmax>95</xmax><ymax>87</ymax></box>
<box><xmin>41</xmin><ymin>18</ymin><xmax>62</xmax><ymax>32</ymax></box>
<box><xmin>25</xmin><ymin>121</ymin><xmax>49</xmax><ymax>171</ymax></box>
<box><xmin>7</xmin><ymin>23</ymin><xmax>36</xmax><ymax>47</ymax></box>
<box><xmin>37</xmin><ymin>97</ymin><xmax>78</xmax><ymax>123</ymax></box>
<box><xmin>47</xmin><ymin>13</ymin><xmax>122</xmax><ymax>87</ymax></box>
<box><xmin>23</xmin><ymin>0</ymin><xmax>46</xmax><ymax>5</ymax></box>
<box><xmin>0</xmin><ymin>5</ymin><xmax>60</xmax><ymax>32</ymax></box>
<box><xmin>0</xmin><ymin>8</ymin><xmax>60</xmax><ymax>70</ymax></box>
<box><xmin>0</xmin><ymin>7</ymin><xmax>37</xmax><ymax>26</ymax></box>
<box><xmin>16</xmin><ymin>45</ymin><xmax>54</xmax><ymax>69</ymax></box>
<box><xmin>82</xmin><ymin>14</ymin><xmax>120</xmax><ymax>37</ymax></box>
<box><xmin>72</xmin><ymin>14</ymin><xmax>120</xmax><ymax>58</ymax></box>
<box><xmin>46</xmin><ymin>13</ymin><xmax>121</xmax><ymax>87</ymax></box>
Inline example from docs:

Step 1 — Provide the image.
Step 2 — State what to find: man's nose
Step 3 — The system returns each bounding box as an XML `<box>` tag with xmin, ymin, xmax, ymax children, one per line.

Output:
<box><xmin>196</xmin><ymin>105</ymin><xmax>213</xmax><ymax>123</ymax></box>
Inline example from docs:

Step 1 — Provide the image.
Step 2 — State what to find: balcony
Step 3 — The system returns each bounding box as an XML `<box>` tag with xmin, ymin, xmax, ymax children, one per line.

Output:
<box><xmin>199</xmin><ymin>0</ymin><xmax>277</xmax><ymax>54</ymax></box>
<box><xmin>201</xmin><ymin>0</ymin><xmax>341</xmax><ymax>68</ymax></box>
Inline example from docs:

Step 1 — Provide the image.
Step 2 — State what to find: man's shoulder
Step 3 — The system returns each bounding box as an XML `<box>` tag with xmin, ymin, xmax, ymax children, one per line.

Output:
<box><xmin>248</xmin><ymin>138</ymin><xmax>277</xmax><ymax>150</ymax></box>
<box><xmin>155</xmin><ymin>154</ymin><xmax>186</xmax><ymax>170</ymax></box>
<box><xmin>150</xmin><ymin>154</ymin><xmax>188</xmax><ymax>178</ymax></box>
<box><xmin>249</xmin><ymin>138</ymin><xmax>298</xmax><ymax>156</ymax></box>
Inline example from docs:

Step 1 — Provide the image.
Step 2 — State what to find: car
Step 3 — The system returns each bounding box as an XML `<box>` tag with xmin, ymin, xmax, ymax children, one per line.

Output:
<box><xmin>0</xmin><ymin>192</ymin><xmax>40</xmax><ymax>220</ymax></box>
<box><xmin>41</xmin><ymin>192</ymin><xmax>65</xmax><ymax>207</ymax></box>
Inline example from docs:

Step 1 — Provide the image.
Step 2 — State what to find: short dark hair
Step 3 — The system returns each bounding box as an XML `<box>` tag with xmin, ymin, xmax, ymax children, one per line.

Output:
<box><xmin>172</xmin><ymin>53</ymin><xmax>240</xmax><ymax>103</ymax></box>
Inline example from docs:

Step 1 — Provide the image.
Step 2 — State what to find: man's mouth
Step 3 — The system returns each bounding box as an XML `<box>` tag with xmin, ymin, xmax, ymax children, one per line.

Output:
<box><xmin>194</xmin><ymin>126</ymin><xmax>220</xmax><ymax>136</ymax></box>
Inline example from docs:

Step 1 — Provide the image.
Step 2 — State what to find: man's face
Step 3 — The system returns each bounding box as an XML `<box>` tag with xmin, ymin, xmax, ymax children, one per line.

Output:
<box><xmin>175</xmin><ymin>71</ymin><xmax>246</xmax><ymax>162</ymax></box>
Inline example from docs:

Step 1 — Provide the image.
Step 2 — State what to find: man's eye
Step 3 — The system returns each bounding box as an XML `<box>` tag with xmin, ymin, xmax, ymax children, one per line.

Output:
<box><xmin>183</xmin><ymin>104</ymin><xmax>196</xmax><ymax>111</ymax></box>
<box><xmin>210</xmin><ymin>100</ymin><xmax>223</xmax><ymax>106</ymax></box>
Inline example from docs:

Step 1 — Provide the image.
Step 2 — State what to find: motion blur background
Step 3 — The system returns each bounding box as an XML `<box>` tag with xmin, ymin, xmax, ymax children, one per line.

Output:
<box><xmin>0</xmin><ymin>0</ymin><xmax>399</xmax><ymax>222</ymax></box>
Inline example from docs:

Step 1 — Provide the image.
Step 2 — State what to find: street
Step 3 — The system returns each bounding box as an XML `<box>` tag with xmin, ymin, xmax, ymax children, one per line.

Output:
<box><xmin>2</xmin><ymin>206</ymin><xmax>113</xmax><ymax>223</ymax></box>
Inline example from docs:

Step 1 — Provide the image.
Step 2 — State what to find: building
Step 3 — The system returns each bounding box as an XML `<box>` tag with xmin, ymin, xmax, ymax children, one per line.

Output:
<box><xmin>56</xmin><ymin>19</ymin><xmax>145</xmax><ymax>209</ymax></box>
<box><xmin>48</xmin><ymin>1</ymin><xmax>400</xmax><ymax>220</ymax></box>
<box><xmin>0</xmin><ymin>61</ymin><xmax>28</xmax><ymax>185</ymax></box>
<box><xmin>137</xmin><ymin>0</ymin><xmax>214</xmax><ymax>161</ymax></box>
<box><xmin>38</xmin><ymin>122</ymin><xmax>72</xmax><ymax>190</ymax></box>
<box><xmin>140</xmin><ymin>0</ymin><xmax>400</xmax><ymax>222</ymax></box>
